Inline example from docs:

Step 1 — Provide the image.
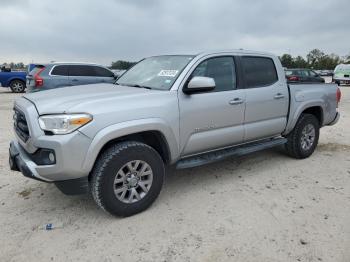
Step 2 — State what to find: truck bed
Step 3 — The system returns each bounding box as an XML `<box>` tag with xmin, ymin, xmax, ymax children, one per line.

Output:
<box><xmin>285</xmin><ymin>83</ymin><xmax>339</xmax><ymax>134</ymax></box>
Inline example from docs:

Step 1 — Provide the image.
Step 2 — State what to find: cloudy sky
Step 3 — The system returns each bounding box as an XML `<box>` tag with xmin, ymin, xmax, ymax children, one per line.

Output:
<box><xmin>1</xmin><ymin>0</ymin><xmax>349</xmax><ymax>65</ymax></box>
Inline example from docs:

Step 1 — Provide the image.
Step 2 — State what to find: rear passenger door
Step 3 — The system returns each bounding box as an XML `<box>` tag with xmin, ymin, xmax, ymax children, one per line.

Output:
<box><xmin>68</xmin><ymin>65</ymin><xmax>115</xmax><ymax>86</ymax></box>
<box><xmin>68</xmin><ymin>65</ymin><xmax>98</xmax><ymax>86</ymax></box>
<box><xmin>49</xmin><ymin>65</ymin><xmax>70</xmax><ymax>88</ymax></box>
<box><xmin>92</xmin><ymin>66</ymin><xmax>115</xmax><ymax>83</ymax></box>
<box><xmin>241</xmin><ymin>56</ymin><xmax>289</xmax><ymax>142</ymax></box>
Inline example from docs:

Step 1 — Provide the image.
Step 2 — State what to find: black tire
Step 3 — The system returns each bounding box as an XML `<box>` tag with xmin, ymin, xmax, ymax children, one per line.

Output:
<box><xmin>10</xmin><ymin>80</ymin><xmax>25</xmax><ymax>93</ymax></box>
<box><xmin>90</xmin><ymin>141</ymin><xmax>165</xmax><ymax>217</ymax></box>
<box><xmin>285</xmin><ymin>114</ymin><xmax>320</xmax><ymax>159</ymax></box>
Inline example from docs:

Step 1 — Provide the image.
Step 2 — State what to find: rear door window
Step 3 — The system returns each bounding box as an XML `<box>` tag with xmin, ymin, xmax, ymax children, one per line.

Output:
<box><xmin>309</xmin><ymin>71</ymin><xmax>317</xmax><ymax>77</ymax></box>
<box><xmin>93</xmin><ymin>66</ymin><xmax>114</xmax><ymax>77</ymax></box>
<box><xmin>242</xmin><ymin>56</ymin><xmax>278</xmax><ymax>88</ymax></box>
<box><xmin>298</xmin><ymin>70</ymin><xmax>309</xmax><ymax>77</ymax></box>
<box><xmin>51</xmin><ymin>65</ymin><xmax>69</xmax><ymax>76</ymax></box>
<box><xmin>69</xmin><ymin>65</ymin><xmax>96</xmax><ymax>77</ymax></box>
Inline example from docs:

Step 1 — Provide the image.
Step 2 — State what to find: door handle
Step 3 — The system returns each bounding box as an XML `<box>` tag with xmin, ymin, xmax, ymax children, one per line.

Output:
<box><xmin>229</xmin><ymin>98</ymin><xmax>244</xmax><ymax>105</ymax></box>
<box><xmin>274</xmin><ymin>93</ymin><xmax>285</xmax><ymax>99</ymax></box>
<box><xmin>72</xmin><ymin>79</ymin><xmax>79</xmax><ymax>82</ymax></box>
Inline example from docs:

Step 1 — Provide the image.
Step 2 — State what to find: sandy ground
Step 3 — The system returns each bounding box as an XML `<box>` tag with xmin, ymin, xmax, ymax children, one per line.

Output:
<box><xmin>0</xmin><ymin>85</ymin><xmax>349</xmax><ymax>262</ymax></box>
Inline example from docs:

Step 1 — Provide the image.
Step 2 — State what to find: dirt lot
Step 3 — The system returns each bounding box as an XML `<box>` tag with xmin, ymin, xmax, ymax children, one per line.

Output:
<box><xmin>0</xmin><ymin>86</ymin><xmax>349</xmax><ymax>262</ymax></box>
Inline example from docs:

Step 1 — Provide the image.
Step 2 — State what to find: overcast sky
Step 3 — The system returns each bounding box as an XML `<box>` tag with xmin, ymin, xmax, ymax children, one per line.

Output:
<box><xmin>0</xmin><ymin>0</ymin><xmax>349</xmax><ymax>65</ymax></box>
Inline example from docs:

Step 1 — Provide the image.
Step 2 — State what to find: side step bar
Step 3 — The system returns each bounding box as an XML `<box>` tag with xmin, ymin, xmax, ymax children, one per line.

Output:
<box><xmin>176</xmin><ymin>137</ymin><xmax>287</xmax><ymax>169</ymax></box>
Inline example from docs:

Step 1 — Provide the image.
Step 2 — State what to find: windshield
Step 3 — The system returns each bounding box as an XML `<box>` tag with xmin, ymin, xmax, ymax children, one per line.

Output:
<box><xmin>116</xmin><ymin>55</ymin><xmax>194</xmax><ymax>90</ymax></box>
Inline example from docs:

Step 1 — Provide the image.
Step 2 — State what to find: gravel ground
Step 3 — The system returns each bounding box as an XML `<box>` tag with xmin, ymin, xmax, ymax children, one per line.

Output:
<box><xmin>0</xmin><ymin>85</ymin><xmax>349</xmax><ymax>262</ymax></box>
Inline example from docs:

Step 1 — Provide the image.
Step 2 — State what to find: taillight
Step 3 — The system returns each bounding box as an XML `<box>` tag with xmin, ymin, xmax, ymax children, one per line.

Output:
<box><xmin>336</xmin><ymin>87</ymin><xmax>341</xmax><ymax>107</ymax></box>
<box><xmin>288</xmin><ymin>76</ymin><xmax>299</xmax><ymax>81</ymax></box>
<box><xmin>34</xmin><ymin>67</ymin><xmax>45</xmax><ymax>87</ymax></box>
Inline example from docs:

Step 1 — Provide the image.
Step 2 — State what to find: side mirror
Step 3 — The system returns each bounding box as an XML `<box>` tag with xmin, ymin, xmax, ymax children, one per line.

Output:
<box><xmin>183</xmin><ymin>76</ymin><xmax>215</xmax><ymax>94</ymax></box>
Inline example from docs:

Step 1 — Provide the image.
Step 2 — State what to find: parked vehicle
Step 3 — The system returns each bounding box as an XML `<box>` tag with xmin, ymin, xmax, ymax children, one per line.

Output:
<box><xmin>333</xmin><ymin>64</ymin><xmax>350</xmax><ymax>85</ymax></box>
<box><xmin>0</xmin><ymin>66</ymin><xmax>27</xmax><ymax>93</ymax></box>
<box><xmin>320</xmin><ymin>70</ymin><xmax>333</xmax><ymax>77</ymax></box>
<box><xmin>26</xmin><ymin>62</ymin><xmax>116</xmax><ymax>92</ymax></box>
<box><xmin>285</xmin><ymin>68</ymin><xmax>325</xmax><ymax>83</ymax></box>
<box><xmin>9</xmin><ymin>50</ymin><xmax>341</xmax><ymax>217</ymax></box>
<box><xmin>27</xmin><ymin>64</ymin><xmax>36</xmax><ymax>73</ymax></box>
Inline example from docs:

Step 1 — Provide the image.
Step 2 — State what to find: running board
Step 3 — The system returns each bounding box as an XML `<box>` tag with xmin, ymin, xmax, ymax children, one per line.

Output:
<box><xmin>176</xmin><ymin>137</ymin><xmax>287</xmax><ymax>169</ymax></box>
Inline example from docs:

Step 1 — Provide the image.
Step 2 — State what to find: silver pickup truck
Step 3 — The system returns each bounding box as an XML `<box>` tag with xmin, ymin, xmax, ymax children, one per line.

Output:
<box><xmin>9</xmin><ymin>50</ymin><xmax>341</xmax><ymax>216</ymax></box>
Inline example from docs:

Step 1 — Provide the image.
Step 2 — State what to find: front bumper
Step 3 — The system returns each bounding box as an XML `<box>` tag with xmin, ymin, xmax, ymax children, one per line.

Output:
<box><xmin>9</xmin><ymin>140</ymin><xmax>51</xmax><ymax>182</ymax></box>
<box><xmin>9</xmin><ymin>141</ymin><xmax>89</xmax><ymax>195</ymax></box>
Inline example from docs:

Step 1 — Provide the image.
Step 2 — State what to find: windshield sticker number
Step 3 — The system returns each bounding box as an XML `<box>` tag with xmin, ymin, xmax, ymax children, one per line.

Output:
<box><xmin>158</xmin><ymin>70</ymin><xmax>178</xmax><ymax>77</ymax></box>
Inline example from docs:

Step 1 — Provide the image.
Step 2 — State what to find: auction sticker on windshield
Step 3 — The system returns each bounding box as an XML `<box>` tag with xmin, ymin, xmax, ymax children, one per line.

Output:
<box><xmin>158</xmin><ymin>70</ymin><xmax>179</xmax><ymax>77</ymax></box>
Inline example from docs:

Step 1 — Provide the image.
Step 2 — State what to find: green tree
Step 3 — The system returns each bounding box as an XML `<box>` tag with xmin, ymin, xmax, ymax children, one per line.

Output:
<box><xmin>111</xmin><ymin>60</ymin><xmax>136</xmax><ymax>70</ymax></box>
<box><xmin>293</xmin><ymin>56</ymin><xmax>308</xmax><ymax>68</ymax></box>
<box><xmin>279</xmin><ymin>54</ymin><xmax>294</xmax><ymax>68</ymax></box>
<box><xmin>306</xmin><ymin>49</ymin><xmax>325</xmax><ymax>69</ymax></box>
<box><xmin>317</xmin><ymin>54</ymin><xmax>341</xmax><ymax>70</ymax></box>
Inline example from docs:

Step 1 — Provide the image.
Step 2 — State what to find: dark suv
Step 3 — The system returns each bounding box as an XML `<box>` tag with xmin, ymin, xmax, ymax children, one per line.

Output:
<box><xmin>26</xmin><ymin>62</ymin><xmax>116</xmax><ymax>92</ymax></box>
<box><xmin>285</xmin><ymin>69</ymin><xmax>325</xmax><ymax>83</ymax></box>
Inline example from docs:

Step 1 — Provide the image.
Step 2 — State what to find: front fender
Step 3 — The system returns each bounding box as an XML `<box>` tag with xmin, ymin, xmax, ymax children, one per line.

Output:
<box><xmin>81</xmin><ymin>118</ymin><xmax>179</xmax><ymax>173</ymax></box>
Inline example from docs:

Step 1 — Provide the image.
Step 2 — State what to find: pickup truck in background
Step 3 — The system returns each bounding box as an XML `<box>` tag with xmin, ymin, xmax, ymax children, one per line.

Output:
<box><xmin>0</xmin><ymin>67</ymin><xmax>27</xmax><ymax>93</ymax></box>
<box><xmin>9</xmin><ymin>50</ymin><xmax>341</xmax><ymax>217</ymax></box>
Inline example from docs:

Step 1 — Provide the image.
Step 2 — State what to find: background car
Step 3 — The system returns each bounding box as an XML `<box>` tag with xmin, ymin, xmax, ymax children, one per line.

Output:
<box><xmin>26</xmin><ymin>62</ymin><xmax>116</xmax><ymax>92</ymax></box>
<box><xmin>285</xmin><ymin>68</ymin><xmax>325</xmax><ymax>83</ymax></box>
<box><xmin>333</xmin><ymin>64</ymin><xmax>350</xmax><ymax>86</ymax></box>
<box><xmin>320</xmin><ymin>70</ymin><xmax>333</xmax><ymax>76</ymax></box>
<box><xmin>0</xmin><ymin>65</ymin><xmax>27</xmax><ymax>93</ymax></box>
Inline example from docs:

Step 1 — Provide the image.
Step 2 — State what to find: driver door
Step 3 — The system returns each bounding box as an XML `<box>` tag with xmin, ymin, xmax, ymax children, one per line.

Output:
<box><xmin>178</xmin><ymin>56</ymin><xmax>246</xmax><ymax>156</ymax></box>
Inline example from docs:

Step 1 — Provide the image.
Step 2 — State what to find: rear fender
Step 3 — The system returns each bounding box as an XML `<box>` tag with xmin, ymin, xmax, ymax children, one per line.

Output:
<box><xmin>284</xmin><ymin>100</ymin><xmax>325</xmax><ymax>135</ymax></box>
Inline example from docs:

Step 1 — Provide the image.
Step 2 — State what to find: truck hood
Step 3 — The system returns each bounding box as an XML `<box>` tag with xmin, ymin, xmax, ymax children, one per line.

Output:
<box><xmin>24</xmin><ymin>83</ymin><xmax>161</xmax><ymax>114</ymax></box>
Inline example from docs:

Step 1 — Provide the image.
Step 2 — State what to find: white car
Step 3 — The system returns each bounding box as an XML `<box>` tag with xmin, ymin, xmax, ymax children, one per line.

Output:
<box><xmin>333</xmin><ymin>64</ymin><xmax>350</xmax><ymax>85</ymax></box>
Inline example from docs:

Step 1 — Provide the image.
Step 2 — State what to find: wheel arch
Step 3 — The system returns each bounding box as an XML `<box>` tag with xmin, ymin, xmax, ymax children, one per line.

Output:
<box><xmin>9</xmin><ymin>78</ymin><xmax>26</xmax><ymax>87</ymax></box>
<box><xmin>82</xmin><ymin>119</ymin><xmax>179</xmax><ymax>174</ymax></box>
<box><xmin>284</xmin><ymin>101</ymin><xmax>325</xmax><ymax>135</ymax></box>
<box><xmin>97</xmin><ymin>130</ymin><xmax>171</xmax><ymax>163</ymax></box>
<box><xmin>301</xmin><ymin>106</ymin><xmax>323</xmax><ymax>126</ymax></box>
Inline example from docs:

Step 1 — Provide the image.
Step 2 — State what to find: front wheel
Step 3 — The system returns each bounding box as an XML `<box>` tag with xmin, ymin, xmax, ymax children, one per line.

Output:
<box><xmin>10</xmin><ymin>80</ymin><xmax>26</xmax><ymax>93</ymax></box>
<box><xmin>90</xmin><ymin>141</ymin><xmax>165</xmax><ymax>217</ymax></box>
<box><xmin>285</xmin><ymin>114</ymin><xmax>320</xmax><ymax>159</ymax></box>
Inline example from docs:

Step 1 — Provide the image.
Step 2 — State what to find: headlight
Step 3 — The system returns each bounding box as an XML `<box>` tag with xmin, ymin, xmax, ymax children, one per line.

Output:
<box><xmin>38</xmin><ymin>114</ymin><xmax>92</xmax><ymax>134</ymax></box>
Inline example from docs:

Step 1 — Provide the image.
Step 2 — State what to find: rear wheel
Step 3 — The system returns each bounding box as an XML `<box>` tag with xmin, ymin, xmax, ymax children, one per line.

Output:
<box><xmin>285</xmin><ymin>114</ymin><xmax>320</xmax><ymax>159</ymax></box>
<box><xmin>90</xmin><ymin>141</ymin><xmax>165</xmax><ymax>217</ymax></box>
<box><xmin>10</xmin><ymin>80</ymin><xmax>25</xmax><ymax>93</ymax></box>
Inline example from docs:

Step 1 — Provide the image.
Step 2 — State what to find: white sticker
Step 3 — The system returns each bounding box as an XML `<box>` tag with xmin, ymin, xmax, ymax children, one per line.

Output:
<box><xmin>158</xmin><ymin>70</ymin><xmax>179</xmax><ymax>77</ymax></box>
<box><xmin>165</xmin><ymin>79</ymin><xmax>172</xmax><ymax>83</ymax></box>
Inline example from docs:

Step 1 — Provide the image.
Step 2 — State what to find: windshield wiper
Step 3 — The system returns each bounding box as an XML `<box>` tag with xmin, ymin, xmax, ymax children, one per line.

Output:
<box><xmin>115</xmin><ymin>83</ymin><xmax>152</xmax><ymax>89</ymax></box>
<box><xmin>126</xmin><ymin>84</ymin><xmax>152</xmax><ymax>90</ymax></box>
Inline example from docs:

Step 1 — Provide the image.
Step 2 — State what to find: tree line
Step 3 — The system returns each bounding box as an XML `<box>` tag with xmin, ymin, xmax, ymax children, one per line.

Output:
<box><xmin>279</xmin><ymin>49</ymin><xmax>350</xmax><ymax>70</ymax></box>
<box><xmin>2</xmin><ymin>49</ymin><xmax>349</xmax><ymax>71</ymax></box>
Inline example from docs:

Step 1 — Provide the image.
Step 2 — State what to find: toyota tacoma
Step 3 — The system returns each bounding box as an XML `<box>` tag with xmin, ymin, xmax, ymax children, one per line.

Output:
<box><xmin>9</xmin><ymin>50</ymin><xmax>341</xmax><ymax>216</ymax></box>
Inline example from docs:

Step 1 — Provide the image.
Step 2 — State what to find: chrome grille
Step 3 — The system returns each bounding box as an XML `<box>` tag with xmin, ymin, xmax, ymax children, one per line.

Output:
<box><xmin>13</xmin><ymin>108</ymin><xmax>30</xmax><ymax>142</ymax></box>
